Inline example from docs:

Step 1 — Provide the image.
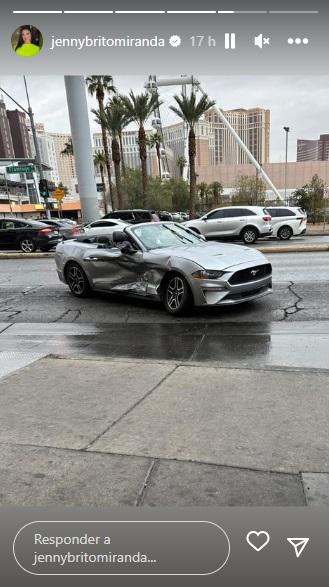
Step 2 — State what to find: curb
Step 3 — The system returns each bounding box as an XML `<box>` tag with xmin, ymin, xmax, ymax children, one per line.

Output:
<box><xmin>1</xmin><ymin>245</ymin><xmax>329</xmax><ymax>259</ymax></box>
<box><xmin>256</xmin><ymin>244</ymin><xmax>329</xmax><ymax>253</ymax></box>
<box><xmin>0</xmin><ymin>252</ymin><xmax>55</xmax><ymax>259</ymax></box>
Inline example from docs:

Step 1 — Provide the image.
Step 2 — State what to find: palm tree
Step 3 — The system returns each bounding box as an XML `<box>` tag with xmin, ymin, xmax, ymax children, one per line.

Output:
<box><xmin>120</xmin><ymin>91</ymin><xmax>162</xmax><ymax>204</ymax></box>
<box><xmin>176</xmin><ymin>156</ymin><xmax>187</xmax><ymax>178</ymax></box>
<box><xmin>93</xmin><ymin>150</ymin><xmax>108</xmax><ymax>214</ymax></box>
<box><xmin>86</xmin><ymin>75</ymin><xmax>116</xmax><ymax>210</ymax></box>
<box><xmin>61</xmin><ymin>138</ymin><xmax>74</xmax><ymax>157</ymax></box>
<box><xmin>170</xmin><ymin>92</ymin><xmax>215</xmax><ymax>218</ymax></box>
<box><xmin>148</xmin><ymin>132</ymin><xmax>162</xmax><ymax>178</ymax></box>
<box><xmin>93</xmin><ymin>102</ymin><xmax>124</xmax><ymax>209</ymax></box>
<box><xmin>197</xmin><ymin>182</ymin><xmax>209</xmax><ymax>210</ymax></box>
<box><xmin>109</xmin><ymin>96</ymin><xmax>131</xmax><ymax>177</ymax></box>
<box><xmin>209</xmin><ymin>181</ymin><xmax>224</xmax><ymax>207</ymax></box>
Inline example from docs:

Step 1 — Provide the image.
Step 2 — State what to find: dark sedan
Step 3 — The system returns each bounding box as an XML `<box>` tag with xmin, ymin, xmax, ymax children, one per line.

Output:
<box><xmin>0</xmin><ymin>218</ymin><xmax>61</xmax><ymax>252</ymax></box>
<box><xmin>38</xmin><ymin>219</ymin><xmax>81</xmax><ymax>240</ymax></box>
<box><xmin>103</xmin><ymin>209</ymin><xmax>160</xmax><ymax>224</ymax></box>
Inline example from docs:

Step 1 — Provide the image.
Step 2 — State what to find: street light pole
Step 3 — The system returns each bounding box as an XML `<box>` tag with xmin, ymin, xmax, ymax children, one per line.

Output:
<box><xmin>64</xmin><ymin>76</ymin><xmax>100</xmax><ymax>223</ymax></box>
<box><xmin>24</xmin><ymin>77</ymin><xmax>51</xmax><ymax>219</ymax></box>
<box><xmin>283</xmin><ymin>126</ymin><xmax>290</xmax><ymax>205</ymax></box>
<box><xmin>0</xmin><ymin>78</ymin><xmax>51</xmax><ymax>218</ymax></box>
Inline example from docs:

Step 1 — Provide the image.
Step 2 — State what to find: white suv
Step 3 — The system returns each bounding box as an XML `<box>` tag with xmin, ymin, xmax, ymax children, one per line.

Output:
<box><xmin>266</xmin><ymin>207</ymin><xmax>307</xmax><ymax>240</ymax></box>
<box><xmin>184</xmin><ymin>206</ymin><xmax>273</xmax><ymax>244</ymax></box>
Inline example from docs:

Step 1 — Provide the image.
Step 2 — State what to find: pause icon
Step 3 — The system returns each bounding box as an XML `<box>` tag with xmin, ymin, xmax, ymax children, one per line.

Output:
<box><xmin>225</xmin><ymin>33</ymin><xmax>236</xmax><ymax>49</ymax></box>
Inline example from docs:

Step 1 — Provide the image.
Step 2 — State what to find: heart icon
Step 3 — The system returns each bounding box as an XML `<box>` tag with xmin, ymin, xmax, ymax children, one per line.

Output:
<box><xmin>246</xmin><ymin>531</ymin><xmax>270</xmax><ymax>552</ymax></box>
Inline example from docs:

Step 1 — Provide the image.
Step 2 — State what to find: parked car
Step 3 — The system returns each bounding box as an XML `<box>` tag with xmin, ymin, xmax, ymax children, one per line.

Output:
<box><xmin>266</xmin><ymin>207</ymin><xmax>307</xmax><ymax>240</ymax></box>
<box><xmin>184</xmin><ymin>206</ymin><xmax>273</xmax><ymax>244</ymax></box>
<box><xmin>0</xmin><ymin>218</ymin><xmax>61</xmax><ymax>252</ymax></box>
<box><xmin>39</xmin><ymin>219</ymin><xmax>81</xmax><ymax>240</ymax></box>
<box><xmin>55</xmin><ymin>221</ymin><xmax>272</xmax><ymax>315</ymax></box>
<box><xmin>158</xmin><ymin>211</ymin><xmax>173</xmax><ymax>221</ymax></box>
<box><xmin>103</xmin><ymin>209</ymin><xmax>159</xmax><ymax>224</ymax></box>
<box><xmin>78</xmin><ymin>218</ymin><xmax>128</xmax><ymax>237</ymax></box>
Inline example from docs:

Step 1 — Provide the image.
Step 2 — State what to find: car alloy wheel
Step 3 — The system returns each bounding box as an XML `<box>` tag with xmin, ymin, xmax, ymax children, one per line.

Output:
<box><xmin>278</xmin><ymin>225</ymin><xmax>293</xmax><ymax>240</ymax></box>
<box><xmin>164</xmin><ymin>274</ymin><xmax>191</xmax><ymax>315</ymax></box>
<box><xmin>20</xmin><ymin>238</ymin><xmax>36</xmax><ymax>253</ymax></box>
<box><xmin>66</xmin><ymin>263</ymin><xmax>90</xmax><ymax>297</ymax></box>
<box><xmin>242</xmin><ymin>228</ymin><xmax>257</xmax><ymax>244</ymax></box>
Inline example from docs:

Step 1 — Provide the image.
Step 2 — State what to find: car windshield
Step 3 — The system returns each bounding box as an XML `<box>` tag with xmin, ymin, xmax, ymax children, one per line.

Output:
<box><xmin>131</xmin><ymin>223</ymin><xmax>203</xmax><ymax>250</ymax></box>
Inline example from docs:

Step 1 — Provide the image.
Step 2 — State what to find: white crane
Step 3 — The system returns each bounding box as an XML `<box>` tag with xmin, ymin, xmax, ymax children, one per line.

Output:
<box><xmin>145</xmin><ymin>74</ymin><xmax>283</xmax><ymax>200</ymax></box>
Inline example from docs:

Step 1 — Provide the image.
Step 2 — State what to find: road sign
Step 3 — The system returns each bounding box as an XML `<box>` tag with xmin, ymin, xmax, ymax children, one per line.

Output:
<box><xmin>6</xmin><ymin>165</ymin><xmax>35</xmax><ymax>174</ymax></box>
<box><xmin>53</xmin><ymin>188</ymin><xmax>65</xmax><ymax>202</ymax></box>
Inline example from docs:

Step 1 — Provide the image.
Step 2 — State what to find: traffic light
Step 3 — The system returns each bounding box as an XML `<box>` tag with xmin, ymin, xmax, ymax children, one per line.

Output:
<box><xmin>39</xmin><ymin>179</ymin><xmax>49</xmax><ymax>198</ymax></box>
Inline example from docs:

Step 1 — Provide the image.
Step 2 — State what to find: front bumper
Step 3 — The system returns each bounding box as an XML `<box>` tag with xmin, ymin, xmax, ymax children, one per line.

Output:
<box><xmin>191</xmin><ymin>262</ymin><xmax>272</xmax><ymax>306</ymax></box>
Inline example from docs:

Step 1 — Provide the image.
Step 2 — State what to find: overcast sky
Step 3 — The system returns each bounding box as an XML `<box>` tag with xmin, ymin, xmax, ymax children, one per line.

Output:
<box><xmin>0</xmin><ymin>75</ymin><xmax>328</xmax><ymax>162</ymax></box>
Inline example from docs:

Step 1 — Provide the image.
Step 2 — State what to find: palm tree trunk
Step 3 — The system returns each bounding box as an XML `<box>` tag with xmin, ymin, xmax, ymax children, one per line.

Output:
<box><xmin>138</xmin><ymin>126</ymin><xmax>148</xmax><ymax>206</ymax></box>
<box><xmin>112</xmin><ymin>137</ymin><xmax>123</xmax><ymax>209</ymax></box>
<box><xmin>188</xmin><ymin>128</ymin><xmax>197</xmax><ymax>218</ymax></box>
<box><xmin>98</xmin><ymin>98</ymin><xmax>115</xmax><ymax>211</ymax></box>
<box><xmin>100</xmin><ymin>164</ymin><xmax>108</xmax><ymax>215</ymax></box>
<box><xmin>119</xmin><ymin>132</ymin><xmax>126</xmax><ymax>177</ymax></box>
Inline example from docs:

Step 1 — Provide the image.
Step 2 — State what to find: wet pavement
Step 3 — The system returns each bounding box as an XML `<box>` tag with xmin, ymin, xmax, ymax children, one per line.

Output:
<box><xmin>0</xmin><ymin>320</ymin><xmax>329</xmax><ymax>370</ymax></box>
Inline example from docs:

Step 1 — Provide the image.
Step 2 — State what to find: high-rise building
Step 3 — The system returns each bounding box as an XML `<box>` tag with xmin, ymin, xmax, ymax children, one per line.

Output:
<box><xmin>93</xmin><ymin>106</ymin><xmax>270</xmax><ymax>179</ymax></box>
<box><xmin>93</xmin><ymin>130</ymin><xmax>162</xmax><ymax>178</ymax></box>
<box><xmin>49</xmin><ymin>132</ymin><xmax>77</xmax><ymax>193</ymax></box>
<box><xmin>29</xmin><ymin>123</ymin><xmax>60</xmax><ymax>185</ymax></box>
<box><xmin>297</xmin><ymin>134</ymin><xmax>329</xmax><ymax>161</ymax></box>
<box><xmin>205</xmin><ymin>107</ymin><xmax>270</xmax><ymax>165</ymax></box>
<box><xmin>0</xmin><ymin>99</ymin><xmax>15</xmax><ymax>159</ymax></box>
<box><xmin>6</xmin><ymin>109</ymin><xmax>32</xmax><ymax>159</ymax></box>
<box><xmin>163</xmin><ymin>121</ymin><xmax>215</xmax><ymax>176</ymax></box>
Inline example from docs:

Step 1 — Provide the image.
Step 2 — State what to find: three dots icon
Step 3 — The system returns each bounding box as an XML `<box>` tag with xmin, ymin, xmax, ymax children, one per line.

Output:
<box><xmin>287</xmin><ymin>37</ymin><xmax>309</xmax><ymax>45</ymax></box>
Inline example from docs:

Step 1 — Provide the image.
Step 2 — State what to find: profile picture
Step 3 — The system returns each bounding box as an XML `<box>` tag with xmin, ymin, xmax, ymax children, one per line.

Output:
<box><xmin>11</xmin><ymin>25</ymin><xmax>43</xmax><ymax>58</ymax></box>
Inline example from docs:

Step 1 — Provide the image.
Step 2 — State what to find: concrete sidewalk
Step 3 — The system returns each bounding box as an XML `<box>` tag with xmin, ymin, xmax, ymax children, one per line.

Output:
<box><xmin>0</xmin><ymin>355</ymin><xmax>328</xmax><ymax>507</ymax></box>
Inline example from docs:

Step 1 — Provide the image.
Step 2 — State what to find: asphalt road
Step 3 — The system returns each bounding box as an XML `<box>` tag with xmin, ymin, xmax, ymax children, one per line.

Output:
<box><xmin>0</xmin><ymin>253</ymin><xmax>328</xmax><ymax>323</ymax></box>
<box><xmin>0</xmin><ymin>251</ymin><xmax>328</xmax><ymax>369</ymax></box>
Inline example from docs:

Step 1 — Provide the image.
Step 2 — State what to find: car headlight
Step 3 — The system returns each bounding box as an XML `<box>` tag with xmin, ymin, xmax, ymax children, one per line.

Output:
<box><xmin>192</xmin><ymin>269</ymin><xmax>225</xmax><ymax>280</ymax></box>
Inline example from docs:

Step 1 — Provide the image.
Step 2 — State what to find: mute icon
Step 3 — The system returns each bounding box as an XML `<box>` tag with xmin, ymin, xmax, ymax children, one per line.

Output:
<box><xmin>254</xmin><ymin>33</ymin><xmax>270</xmax><ymax>49</ymax></box>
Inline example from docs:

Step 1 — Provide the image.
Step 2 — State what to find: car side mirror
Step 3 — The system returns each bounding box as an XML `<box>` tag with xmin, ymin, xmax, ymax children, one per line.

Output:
<box><xmin>122</xmin><ymin>243</ymin><xmax>137</xmax><ymax>255</ymax></box>
<box><xmin>112</xmin><ymin>230</ymin><xmax>127</xmax><ymax>243</ymax></box>
<box><xmin>203</xmin><ymin>217</ymin><xmax>208</xmax><ymax>221</ymax></box>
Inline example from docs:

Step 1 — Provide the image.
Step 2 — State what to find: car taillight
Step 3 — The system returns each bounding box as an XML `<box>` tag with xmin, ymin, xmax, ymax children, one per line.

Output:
<box><xmin>262</xmin><ymin>215</ymin><xmax>272</xmax><ymax>221</ymax></box>
<box><xmin>69</xmin><ymin>226</ymin><xmax>80</xmax><ymax>234</ymax></box>
<box><xmin>38</xmin><ymin>227</ymin><xmax>53</xmax><ymax>235</ymax></box>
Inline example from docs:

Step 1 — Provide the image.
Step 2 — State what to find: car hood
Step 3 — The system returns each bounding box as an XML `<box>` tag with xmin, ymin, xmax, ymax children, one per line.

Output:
<box><xmin>149</xmin><ymin>241</ymin><xmax>267</xmax><ymax>270</ymax></box>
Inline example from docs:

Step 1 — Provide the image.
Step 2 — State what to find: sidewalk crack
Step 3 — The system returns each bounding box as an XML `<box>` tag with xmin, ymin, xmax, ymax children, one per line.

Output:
<box><xmin>135</xmin><ymin>459</ymin><xmax>159</xmax><ymax>506</ymax></box>
<box><xmin>84</xmin><ymin>365</ymin><xmax>178</xmax><ymax>451</ymax></box>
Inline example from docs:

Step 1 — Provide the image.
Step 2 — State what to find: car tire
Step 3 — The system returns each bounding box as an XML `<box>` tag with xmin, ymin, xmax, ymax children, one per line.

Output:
<box><xmin>19</xmin><ymin>238</ymin><xmax>36</xmax><ymax>253</ymax></box>
<box><xmin>163</xmin><ymin>273</ymin><xmax>192</xmax><ymax>316</ymax></box>
<box><xmin>241</xmin><ymin>227</ymin><xmax>258</xmax><ymax>244</ymax></box>
<box><xmin>278</xmin><ymin>225</ymin><xmax>293</xmax><ymax>240</ymax></box>
<box><xmin>65</xmin><ymin>262</ymin><xmax>91</xmax><ymax>297</ymax></box>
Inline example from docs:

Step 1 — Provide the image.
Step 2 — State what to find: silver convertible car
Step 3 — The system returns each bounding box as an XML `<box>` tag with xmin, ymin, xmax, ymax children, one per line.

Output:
<box><xmin>55</xmin><ymin>222</ymin><xmax>272</xmax><ymax>315</ymax></box>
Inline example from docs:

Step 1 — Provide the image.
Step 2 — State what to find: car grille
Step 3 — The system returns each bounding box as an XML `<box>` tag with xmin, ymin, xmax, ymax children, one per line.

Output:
<box><xmin>229</xmin><ymin>263</ymin><xmax>272</xmax><ymax>285</ymax></box>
